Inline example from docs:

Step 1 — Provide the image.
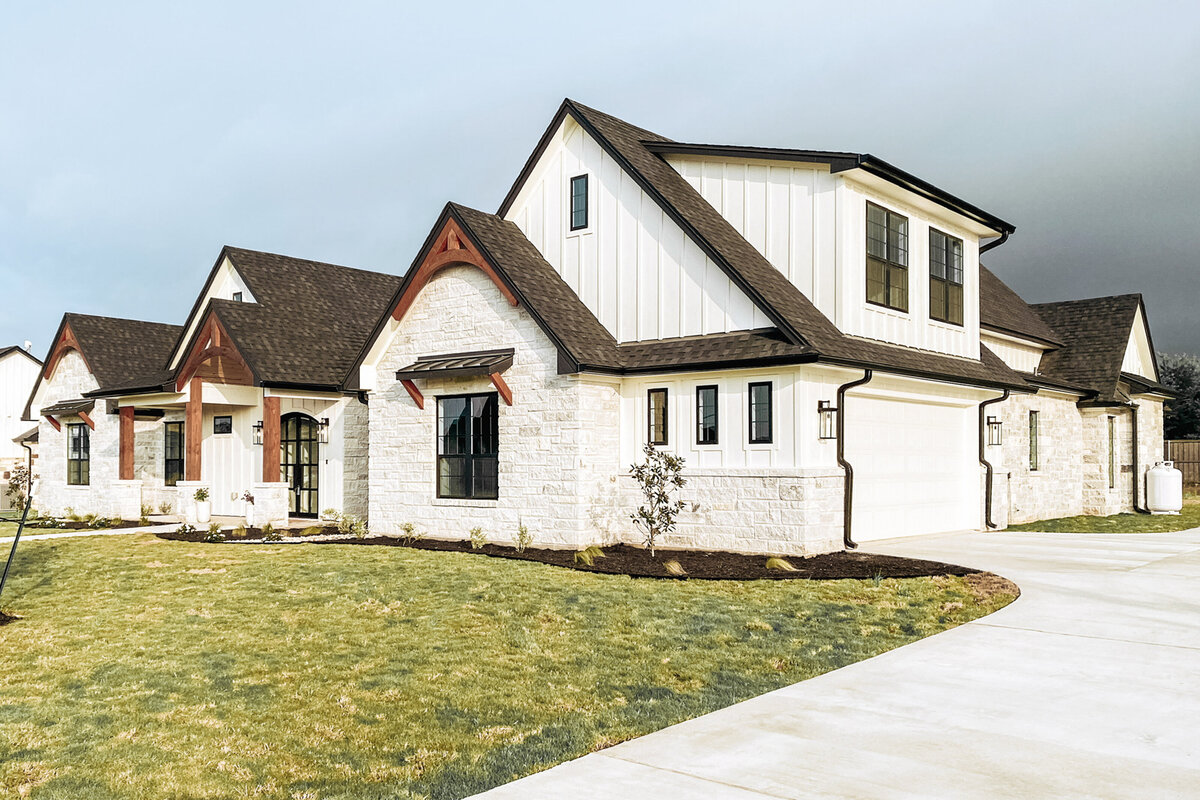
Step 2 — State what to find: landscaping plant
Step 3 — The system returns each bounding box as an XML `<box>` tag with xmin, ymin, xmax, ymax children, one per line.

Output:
<box><xmin>574</xmin><ymin>545</ymin><xmax>606</xmax><ymax>566</ymax></box>
<box><xmin>469</xmin><ymin>526</ymin><xmax>487</xmax><ymax>550</ymax></box>
<box><xmin>398</xmin><ymin>522</ymin><xmax>423</xmax><ymax>546</ymax></box>
<box><xmin>204</xmin><ymin>524</ymin><xmax>225</xmax><ymax>543</ymax></box>
<box><xmin>193</xmin><ymin>488</ymin><xmax>209</xmax><ymax>503</ymax></box>
<box><xmin>261</xmin><ymin>523</ymin><xmax>283</xmax><ymax>542</ymax></box>
<box><xmin>158</xmin><ymin>501</ymin><xmax>173</xmax><ymax>515</ymax></box>
<box><xmin>5</xmin><ymin>464</ymin><xmax>35</xmax><ymax>513</ymax></box>
<box><xmin>629</xmin><ymin>442</ymin><xmax>687</xmax><ymax>557</ymax></box>
<box><xmin>514</xmin><ymin>519</ymin><xmax>531</xmax><ymax>553</ymax></box>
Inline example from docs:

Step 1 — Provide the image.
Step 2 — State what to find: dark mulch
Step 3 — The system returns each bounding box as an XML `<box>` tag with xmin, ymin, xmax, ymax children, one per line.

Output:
<box><xmin>27</xmin><ymin>519</ymin><xmax>144</xmax><ymax>531</ymax></box>
<box><xmin>330</xmin><ymin>538</ymin><xmax>984</xmax><ymax>581</ymax></box>
<box><xmin>156</xmin><ymin>525</ymin><xmax>340</xmax><ymax>543</ymax></box>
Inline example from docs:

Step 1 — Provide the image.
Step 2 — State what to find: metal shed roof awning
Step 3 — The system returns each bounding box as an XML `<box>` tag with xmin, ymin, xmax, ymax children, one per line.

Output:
<box><xmin>40</xmin><ymin>398</ymin><xmax>97</xmax><ymax>431</ymax></box>
<box><xmin>395</xmin><ymin>349</ymin><xmax>515</xmax><ymax>408</ymax></box>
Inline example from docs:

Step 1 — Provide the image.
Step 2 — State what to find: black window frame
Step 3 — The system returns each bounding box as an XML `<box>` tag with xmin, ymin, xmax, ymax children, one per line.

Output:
<box><xmin>436</xmin><ymin>392</ymin><xmax>499</xmax><ymax>500</ymax></box>
<box><xmin>232</xmin><ymin>291</ymin><xmax>243</xmax><ymax>302</ymax></box>
<box><xmin>748</xmin><ymin>381</ymin><xmax>773</xmax><ymax>444</ymax></box>
<box><xmin>67</xmin><ymin>422</ymin><xmax>90</xmax><ymax>486</ymax></box>
<box><xmin>1029</xmin><ymin>410</ymin><xmax>1040</xmax><ymax>471</ymax></box>
<box><xmin>647</xmin><ymin>388</ymin><xmax>668</xmax><ymax>446</ymax></box>
<box><xmin>929</xmin><ymin>228</ymin><xmax>965</xmax><ymax>326</ymax></box>
<box><xmin>213</xmin><ymin>415</ymin><xmax>233</xmax><ymax>435</ymax></box>
<box><xmin>696</xmin><ymin>385</ymin><xmax>719</xmax><ymax>445</ymax></box>
<box><xmin>866</xmin><ymin>201</ymin><xmax>909</xmax><ymax>312</ymax></box>
<box><xmin>569</xmin><ymin>174</ymin><xmax>589</xmax><ymax>231</ymax></box>
<box><xmin>164</xmin><ymin>421</ymin><xmax>184</xmax><ymax>487</ymax></box>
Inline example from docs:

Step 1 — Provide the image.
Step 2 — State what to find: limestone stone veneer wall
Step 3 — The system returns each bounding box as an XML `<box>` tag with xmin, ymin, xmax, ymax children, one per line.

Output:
<box><xmin>999</xmin><ymin>391</ymin><xmax>1084</xmax><ymax>525</ymax></box>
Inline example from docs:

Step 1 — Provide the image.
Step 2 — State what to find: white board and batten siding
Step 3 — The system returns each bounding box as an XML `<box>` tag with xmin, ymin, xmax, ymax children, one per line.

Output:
<box><xmin>0</xmin><ymin>349</ymin><xmax>42</xmax><ymax>462</ymax></box>
<box><xmin>1122</xmin><ymin>306</ymin><xmax>1157</xmax><ymax>380</ymax></box>
<box><xmin>503</xmin><ymin>117</ymin><xmax>772</xmax><ymax>343</ymax></box>
<box><xmin>666</xmin><ymin>155</ymin><xmax>984</xmax><ymax>360</ymax></box>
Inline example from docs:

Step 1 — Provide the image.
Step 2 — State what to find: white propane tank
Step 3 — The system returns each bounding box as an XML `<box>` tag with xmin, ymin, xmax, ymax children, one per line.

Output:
<box><xmin>1147</xmin><ymin>461</ymin><xmax>1183</xmax><ymax>515</ymax></box>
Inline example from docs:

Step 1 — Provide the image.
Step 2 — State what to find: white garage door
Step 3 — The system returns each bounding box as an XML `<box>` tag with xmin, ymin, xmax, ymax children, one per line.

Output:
<box><xmin>843</xmin><ymin>396</ymin><xmax>978</xmax><ymax>542</ymax></box>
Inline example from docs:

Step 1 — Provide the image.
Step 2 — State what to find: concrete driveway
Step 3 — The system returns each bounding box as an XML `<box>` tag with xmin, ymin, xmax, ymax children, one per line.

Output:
<box><xmin>474</xmin><ymin>529</ymin><xmax>1200</xmax><ymax>799</ymax></box>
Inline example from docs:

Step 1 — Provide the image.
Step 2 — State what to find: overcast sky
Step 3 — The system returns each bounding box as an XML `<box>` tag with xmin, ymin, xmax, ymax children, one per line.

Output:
<box><xmin>2</xmin><ymin>1</ymin><xmax>1197</xmax><ymax>359</ymax></box>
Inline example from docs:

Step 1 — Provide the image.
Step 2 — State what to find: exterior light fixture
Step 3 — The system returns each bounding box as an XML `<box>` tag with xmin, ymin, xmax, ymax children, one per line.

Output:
<box><xmin>987</xmin><ymin>415</ymin><xmax>1003</xmax><ymax>446</ymax></box>
<box><xmin>318</xmin><ymin>417</ymin><xmax>330</xmax><ymax>443</ymax></box>
<box><xmin>252</xmin><ymin>420</ymin><xmax>263</xmax><ymax>446</ymax></box>
<box><xmin>818</xmin><ymin>400</ymin><xmax>837</xmax><ymax>440</ymax></box>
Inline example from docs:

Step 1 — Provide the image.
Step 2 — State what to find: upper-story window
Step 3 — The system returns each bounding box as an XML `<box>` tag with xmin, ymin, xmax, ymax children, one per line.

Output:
<box><xmin>570</xmin><ymin>174</ymin><xmax>589</xmax><ymax>231</ymax></box>
<box><xmin>866</xmin><ymin>202</ymin><xmax>908</xmax><ymax>312</ymax></box>
<box><xmin>929</xmin><ymin>229</ymin><xmax>964</xmax><ymax>325</ymax></box>
<box><xmin>67</xmin><ymin>423</ymin><xmax>89</xmax><ymax>486</ymax></box>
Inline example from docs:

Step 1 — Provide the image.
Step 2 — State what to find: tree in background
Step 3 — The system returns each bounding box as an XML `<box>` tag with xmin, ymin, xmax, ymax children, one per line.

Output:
<box><xmin>1159</xmin><ymin>352</ymin><xmax>1200</xmax><ymax>439</ymax></box>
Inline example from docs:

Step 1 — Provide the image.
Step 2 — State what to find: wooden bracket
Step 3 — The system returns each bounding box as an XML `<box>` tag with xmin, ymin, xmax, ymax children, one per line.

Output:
<box><xmin>44</xmin><ymin>415</ymin><xmax>61</xmax><ymax>432</ymax></box>
<box><xmin>489</xmin><ymin>372</ymin><xmax>513</xmax><ymax>406</ymax></box>
<box><xmin>77</xmin><ymin>410</ymin><xmax>96</xmax><ymax>430</ymax></box>
<box><xmin>401</xmin><ymin>379</ymin><xmax>425</xmax><ymax>410</ymax></box>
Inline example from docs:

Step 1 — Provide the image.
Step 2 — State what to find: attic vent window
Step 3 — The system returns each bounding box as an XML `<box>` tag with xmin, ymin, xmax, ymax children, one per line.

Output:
<box><xmin>570</xmin><ymin>174</ymin><xmax>589</xmax><ymax>231</ymax></box>
<box><xmin>232</xmin><ymin>291</ymin><xmax>243</xmax><ymax>302</ymax></box>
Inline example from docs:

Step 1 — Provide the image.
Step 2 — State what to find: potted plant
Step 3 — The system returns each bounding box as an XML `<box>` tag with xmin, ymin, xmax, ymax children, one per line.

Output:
<box><xmin>241</xmin><ymin>490</ymin><xmax>256</xmax><ymax>527</ymax></box>
<box><xmin>193</xmin><ymin>487</ymin><xmax>211</xmax><ymax>524</ymax></box>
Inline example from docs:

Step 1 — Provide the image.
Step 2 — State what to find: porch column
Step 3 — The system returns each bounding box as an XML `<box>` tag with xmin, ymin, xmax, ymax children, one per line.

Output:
<box><xmin>262</xmin><ymin>395</ymin><xmax>281</xmax><ymax>483</ymax></box>
<box><xmin>185</xmin><ymin>377</ymin><xmax>202</xmax><ymax>481</ymax></box>
<box><xmin>118</xmin><ymin>406</ymin><xmax>135</xmax><ymax>480</ymax></box>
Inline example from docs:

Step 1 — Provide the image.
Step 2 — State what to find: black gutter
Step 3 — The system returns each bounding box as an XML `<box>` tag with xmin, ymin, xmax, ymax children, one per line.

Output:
<box><xmin>836</xmin><ymin>369</ymin><xmax>873</xmax><ymax>550</ymax></box>
<box><xmin>1131</xmin><ymin>403</ymin><xmax>1146</xmax><ymax>513</ymax></box>
<box><xmin>978</xmin><ymin>390</ymin><xmax>1010</xmax><ymax>529</ymax></box>
<box><xmin>979</xmin><ymin>230</ymin><xmax>1010</xmax><ymax>254</ymax></box>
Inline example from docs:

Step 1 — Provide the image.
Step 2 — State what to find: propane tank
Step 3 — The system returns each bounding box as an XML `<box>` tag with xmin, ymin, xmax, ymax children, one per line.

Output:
<box><xmin>1147</xmin><ymin>461</ymin><xmax>1183</xmax><ymax>515</ymax></box>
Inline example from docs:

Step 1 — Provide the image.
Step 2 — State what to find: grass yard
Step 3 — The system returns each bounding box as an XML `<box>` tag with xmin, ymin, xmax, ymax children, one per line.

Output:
<box><xmin>0</xmin><ymin>534</ymin><xmax>1015</xmax><ymax>800</ymax></box>
<box><xmin>0</xmin><ymin>520</ymin><xmax>74</xmax><ymax>538</ymax></box>
<box><xmin>1008</xmin><ymin>490</ymin><xmax>1200</xmax><ymax>533</ymax></box>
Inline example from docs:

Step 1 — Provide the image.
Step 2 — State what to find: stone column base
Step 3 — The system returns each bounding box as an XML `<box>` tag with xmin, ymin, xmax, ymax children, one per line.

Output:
<box><xmin>110</xmin><ymin>480</ymin><xmax>144</xmax><ymax>521</ymax></box>
<box><xmin>252</xmin><ymin>482</ymin><xmax>290</xmax><ymax>527</ymax></box>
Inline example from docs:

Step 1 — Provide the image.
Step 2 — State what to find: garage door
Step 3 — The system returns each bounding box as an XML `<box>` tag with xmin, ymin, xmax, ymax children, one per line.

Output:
<box><xmin>843</xmin><ymin>395</ymin><xmax>978</xmax><ymax>542</ymax></box>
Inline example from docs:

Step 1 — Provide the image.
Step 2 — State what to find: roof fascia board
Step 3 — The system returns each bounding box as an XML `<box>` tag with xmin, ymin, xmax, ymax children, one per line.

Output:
<box><xmin>21</xmin><ymin>316</ymin><xmax>71</xmax><ymax>421</ymax></box>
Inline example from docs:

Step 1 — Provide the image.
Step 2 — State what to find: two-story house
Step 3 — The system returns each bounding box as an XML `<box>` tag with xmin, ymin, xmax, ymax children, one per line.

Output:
<box><xmin>23</xmin><ymin>99</ymin><xmax>1169</xmax><ymax>553</ymax></box>
<box><xmin>1</xmin><ymin>343</ymin><xmax>42</xmax><ymax>510</ymax></box>
<box><xmin>354</xmin><ymin>100</ymin><xmax>1169</xmax><ymax>554</ymax></box>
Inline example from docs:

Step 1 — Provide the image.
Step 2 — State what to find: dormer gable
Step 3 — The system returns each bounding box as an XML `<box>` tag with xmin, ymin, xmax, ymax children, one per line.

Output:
<box><xmin>167</xmin><ymin>249</ymin><xmax>259</xmax><ymax>372</ymax></box>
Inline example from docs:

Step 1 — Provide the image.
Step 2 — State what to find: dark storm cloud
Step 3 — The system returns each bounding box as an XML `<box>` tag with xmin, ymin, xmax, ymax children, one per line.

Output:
<box><xmin>1</xmin><ymin>0</ymin><xmax>1196</xmax><ymax>357</ymax></box>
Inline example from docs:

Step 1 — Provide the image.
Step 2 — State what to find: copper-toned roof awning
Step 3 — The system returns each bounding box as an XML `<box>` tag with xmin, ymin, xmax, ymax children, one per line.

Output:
<box><xmin>40</xmin><ymin>399</ymin><xmax>95</xmax><ymax>417</ymax></box>
<box><xmin>395</xmin><ymin>349</ymin><xmax>514</xmax><ymax>381</ymax></box>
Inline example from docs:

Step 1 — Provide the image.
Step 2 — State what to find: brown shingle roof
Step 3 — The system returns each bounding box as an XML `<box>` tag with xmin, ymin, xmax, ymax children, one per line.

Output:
<box><xmin>1032</xmin><ymin>294</ymin><xmax>1142</xmax><ymax>403</ymax></box>
<box><xmin>64</xmin><ymin>313</ymin><xmax>183</xmax><ymax>392</ymax></box>
<box><xmin>979</xmin><ymin>266</ymin><xmax>1064</xmax><ymax>347</ymax></box>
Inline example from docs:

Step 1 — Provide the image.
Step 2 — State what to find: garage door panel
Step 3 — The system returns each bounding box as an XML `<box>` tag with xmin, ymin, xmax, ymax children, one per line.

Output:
<box><xmin>845</xmin><ymin>397</ymin><xmax>977</xmax><ymax>542</ymax></box>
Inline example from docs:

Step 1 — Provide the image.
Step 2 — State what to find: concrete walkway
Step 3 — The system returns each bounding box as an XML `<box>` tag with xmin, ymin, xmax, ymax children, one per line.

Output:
<box><xmin>474</xmin><ymin>529</ymin><xmax>1200</xmax><ymax>799</ymax></box>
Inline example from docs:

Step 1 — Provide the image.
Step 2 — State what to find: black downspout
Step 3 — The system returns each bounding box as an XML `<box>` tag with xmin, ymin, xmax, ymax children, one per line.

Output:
<box><xmin>1131</xmin><ymin>403</ymin><xmax>1146</xmax><ymax>513</ymax></box>
<box><xmin>979</xmin><ymin>230</ymin><xmax>1010</xmax><ymax>254</ymax></box>
<box><xmin>836</xmin><ymin>369</ymin><xmax>873</xmax><ymax>550</ymax></box>
<box><xmin>979</xmin><ymin>390</ymin><xmax>1010</xmax><ymax>529</ymax></box>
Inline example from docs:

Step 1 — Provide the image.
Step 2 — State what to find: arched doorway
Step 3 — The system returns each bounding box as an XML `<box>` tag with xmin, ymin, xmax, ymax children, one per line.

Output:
<box><xmin>281</xmin><ymin>413</ymin><xmax>319</xmax><ymax>517</ymax></box>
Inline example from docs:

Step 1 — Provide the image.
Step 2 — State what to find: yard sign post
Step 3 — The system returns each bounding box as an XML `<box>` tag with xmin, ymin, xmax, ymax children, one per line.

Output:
<box><xmin>0</xmin><ymin>494</ymin><xmax>32</xmax><ymax>602</ymax></box>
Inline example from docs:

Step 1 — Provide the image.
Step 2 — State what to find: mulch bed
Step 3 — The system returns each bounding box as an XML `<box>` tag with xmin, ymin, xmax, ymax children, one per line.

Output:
<box><xmin>26</xmin><ymin>519</ymin><xmax>144</xmax><ymax>531</ymax></box>
<box><xmin>156</xmin><ymin>525</ymin><xmax>340</xmax><ymax>543</ymax></box>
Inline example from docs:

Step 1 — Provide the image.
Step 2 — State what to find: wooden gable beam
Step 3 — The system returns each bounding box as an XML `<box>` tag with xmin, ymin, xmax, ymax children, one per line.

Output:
<box><xmin>175</xmin><ymin>313</ymin><xmax>254</xmax><ymax>391</ymax></box>
<box><xmin>43</xmin><ymin>322</ymin><xmax>91</xmax><ymax>380</ymax></box>
<box><xmin>392</xmin><ymin>217</ymin><xmax>519</xmax><ymax>322</ymax></box>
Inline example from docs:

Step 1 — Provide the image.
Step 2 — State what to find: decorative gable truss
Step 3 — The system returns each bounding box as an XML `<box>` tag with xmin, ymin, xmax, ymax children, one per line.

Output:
<box><xmin>174</xmin><ymin>312</ymin><xmax>255</xmax><ymax>391</ymax></box>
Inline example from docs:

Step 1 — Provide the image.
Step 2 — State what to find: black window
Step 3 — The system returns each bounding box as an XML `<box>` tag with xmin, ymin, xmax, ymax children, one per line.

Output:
<box><xmin>232</xmin><ymin>291</ymin><xmax>243</xmax><ymax>302</ymax></box>
<box><xmin>648</xmin><ymin>388</ymin><xmax>668</xmax><ymax>445</ymax></box>
<box><xmin>570</xmin><ymin>174</ymin><xmax>589</xmax><ymax>231</ymax></box>
<box><xmin>437</xmin><ymin>393</ymin><xmax>499</xmax><ymax>499</ymax></box>
<box><xmin>164</xmin><ymin>422</ymin><xmax>184</xmax><ymax>487</ymax></box>
<box><xmin>67</xmin><ymin>423</ymin><xmax>89</xmax><ymax>486</ymax></box>
<box><xmin>213</xmin><ymin>415</ymin><xmax>233</xmax><ymax>435</ymax></box>
<box><xmin>696</xmin><ymin>385</ymin><xmax>718</xmax><ymax>445</ymax></box>
<box><xmin>749</xmin><ymin>382</ymin><xmax>773</xmax><ymax>444</ymax></box>
<box><xmin>866</xmin><ymin>202</ymin><xmax>909</xmax><ymax>312</ymax></box>
<box><xmin>1108</xmin><ymin>416</ymin><xmax>1116</xmax><ymax>489</ymax></box>
<box><xmin>1029</xmin><ymin>411</ymin><xmax>1040</xmax><ymax>471</ymax></box>
<box><xmin>929</xmin><ymin>228</ymin><xmax>964</xmax><ymax>325</ymax></box>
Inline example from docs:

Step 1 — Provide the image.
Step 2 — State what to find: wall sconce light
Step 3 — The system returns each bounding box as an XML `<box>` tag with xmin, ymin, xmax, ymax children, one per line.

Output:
<box><xmin>318</xmin><ymin>417</ymin><xmax>330</xmax><ymax>443</ymax></box>
<box><xmin>987</xmin><ymin>416</ymin><xmax>1003</xmax><ymax>446</ymax></box>
<box><xmin>252</xmin><ymin>420</ymin><xmax>263</xmax><ymax>446</ymax></box>
<box><xmin>818</xmin><ymin>400</ymin><xmax>837</xmax><ymax>440</ymax></box>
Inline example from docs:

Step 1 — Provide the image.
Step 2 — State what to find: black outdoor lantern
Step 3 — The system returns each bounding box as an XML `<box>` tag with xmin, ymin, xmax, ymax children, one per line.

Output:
<box><xmin>252</xmin><ymin>420</ymin><xmax>264</xmax><ymax>446</ymax></box>
<box><xmin>818</xmin><ymin>400</ymin><xmax>837</xmax><ymax>440</ymax></box>
<box><xmin>987</xmin><ymin>415</ymin><xmax>1003</xmax><ymax>446</ymax></box>
<box><xmin>318</xmin><ymin>417</ymin><xmax>330</xmax><ymax>444</ymax></box>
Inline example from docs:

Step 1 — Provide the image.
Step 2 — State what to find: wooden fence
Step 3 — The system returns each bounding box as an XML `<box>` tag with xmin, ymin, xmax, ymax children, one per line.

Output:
<box><xmin>1164</xmin><ymin>440</ymin><xmax>1200</xmax><ymax>484</ymax></box>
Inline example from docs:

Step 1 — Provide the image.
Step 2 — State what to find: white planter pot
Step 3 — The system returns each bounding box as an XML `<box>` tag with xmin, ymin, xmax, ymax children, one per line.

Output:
<box><xmin>244</xmin><ymin>505</ymin><xmax>255</xmax><ymax>528</ymax></box>
<box><xmin>196</xmin><ymin>501</ymin><xmax>211</xmax><ymax>524</ymax></box>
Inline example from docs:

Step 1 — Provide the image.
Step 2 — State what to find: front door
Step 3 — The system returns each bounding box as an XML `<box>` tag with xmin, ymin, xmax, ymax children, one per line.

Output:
<box><xmin>280</xmin><ymin>413</ymin><xmax>319</xmax><ymax>517</ymax></box>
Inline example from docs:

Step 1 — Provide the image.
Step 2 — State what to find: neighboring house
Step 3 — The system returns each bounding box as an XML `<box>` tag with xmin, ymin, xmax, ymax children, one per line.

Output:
<box><xmin>1</xmin><ymin>343</ymin><xmax>42</xmax><ymax>510</ymax></box>
<box><xmin>23</xmin><ymin>249</ymin><xmax>400</xmax><ymax>523</ymax></box>
<box><xmin>21</xmin><ymin>99</ymin><xmax>1170</xmax><ymax>552</ymax></box>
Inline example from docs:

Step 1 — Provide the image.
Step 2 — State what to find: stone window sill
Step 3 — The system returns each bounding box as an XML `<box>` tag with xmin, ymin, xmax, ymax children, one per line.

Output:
<box><xmin>432</xmin><ymin>497</ymin><xmax>498</xmax><ymax>509</ymax></box>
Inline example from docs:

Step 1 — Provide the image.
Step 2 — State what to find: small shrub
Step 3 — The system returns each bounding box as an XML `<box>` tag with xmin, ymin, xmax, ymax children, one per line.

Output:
<box><xmin>321</xmin><ymin>508</ymin><xmax>340</xmax><ymax>522</ymax></box>
<box><xmin>629</xmin><ymin>442</ymin><xmax>687</xmax><ymax>557</ymax></box>
<box><xmin>337</xmin><ymin>514</ymin><xmax>353</xmax><ymax>535</ymax></box>
<box><xmin>299</xmin><ymin>525</ymin><xmax>325</xmax><ymax>537</ymax></box>
<box><xmin>158</xmin><ymin>501</ymin><xmax>173</xmax><ymax>515</ymax></box>
<box><xmin>574</xmin><ymin>545</ymin><xmax>606</xmax><ymax>566</ymax></box>
<box><xmin>87</xmin><ymin>516</ymin><xmax>116</xmax><ymax>529</ymax></box>
<box><xmin>398</xmin><ymin>522</ymin><xmax>423</xmax><ymax>546</ymax></box>
<box><xmin>261</xmin><ymin>523</ymin><xmax>282</xmax><ymax>542</ymax></box>
<box><xmin>350</xmin><ymin>517</ymin><xmax>368</xmax><ymax>539</ymax></box>
<box><xmin>193</xmin><ymin>488</ymin><xmax>209</xmax><ymax>503</ymax></box>
<box><xmin>232</xmin><ymin>524</ymin><xmax>248</xmax><ymax>538</ymax></box>
<box><xmin>663</xmin><ymin>559</ymin><xmax>687</xmax><ymax>577</ymax></box>
<box><xmin>469</xmin><ymin>527</ymin><xmax>487</xmax><ymax>550</ymax></box>
<box><xmin>140</xmin><ymin>503</ymin><xmax>154</xmax><ymax>518</ymax></box>
<box><xmin>514</xmin><ymin>520</ymin><xmax>531</xmax><ymax>553</ymax></box>
<box><xmin>175</xmin><ymin>523</ymin><xmax>196</xmax><ymax>535</ymax></box>
<box><xmin>204</xmin><ymin>523</ymin><xmax>225</xmax><ymax>543</ymax></box>
<box><xmin>765</xmin><ymin>557</ymin><xmax>797</xmax><ymax>572</ymax></box>
<box><xmin>66</xmin><ymin>508</ymin><xmax>82</xmax><ymax>522</ymax></box>
<box><xmin>872</xmin><ymin>570</ymin><xmax>885</xmax><ymax>588</ymax></box>
<box><xmin>5</xmin><ymin>464</ymin><xmax>35</xmax><ymax>513</ymax></box>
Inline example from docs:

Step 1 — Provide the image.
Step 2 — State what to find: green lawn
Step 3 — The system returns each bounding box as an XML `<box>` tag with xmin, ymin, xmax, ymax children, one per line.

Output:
<box><xmin>1008</xmin><ymin>491</ymin><xmax>1200</xmax><ymax>533</ymax></box>
<box><xmin>0</xmin><ymin>535</ymin><xmax>1014</xmax><ymax>800</ymax></box>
